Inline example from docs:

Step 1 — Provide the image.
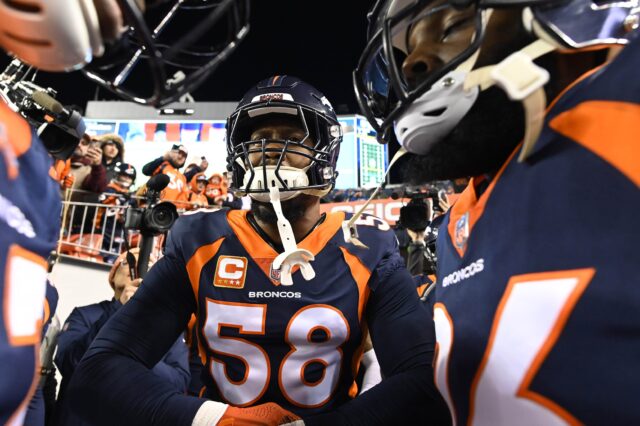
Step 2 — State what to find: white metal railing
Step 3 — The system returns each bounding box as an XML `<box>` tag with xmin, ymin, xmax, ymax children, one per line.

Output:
<box><xmin>57</xmin><ymin>190</ymin><xmax>217</xmax><ymax>264</ymax></box>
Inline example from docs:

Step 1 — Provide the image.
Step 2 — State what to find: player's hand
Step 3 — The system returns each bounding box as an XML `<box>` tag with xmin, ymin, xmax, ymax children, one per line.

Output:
<box><xmin>218</xmin><ymin>403</ymin><xmax>300</xmax><ymax>426</ymax></box>
<box><xmin>86</xmin><ymin>146</ymin><xmax>103</xmax><ymax>166</ymax></box>
<box><xmin>119</xmin><ymin>278</ymin><xmax>142</xmax><ymax>305</ymax></box>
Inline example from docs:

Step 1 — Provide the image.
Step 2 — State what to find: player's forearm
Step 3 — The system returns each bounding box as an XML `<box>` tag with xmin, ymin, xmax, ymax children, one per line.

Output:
<box><xmin>305</xmin><ymin>366</ymin><xmax>449</xmax><ymax>426</ymax></box>
<box><xmin>67</xmin><ymin>351</ymin><xmax>205</xmax><ymax>426</ymax></box>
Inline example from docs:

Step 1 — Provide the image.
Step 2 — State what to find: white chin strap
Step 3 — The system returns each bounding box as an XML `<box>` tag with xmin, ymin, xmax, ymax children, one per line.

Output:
<box><xmin>268</xmin><ymin>186</ymin><xmax>315</xmax><ymax>286</ymax></box>
<box><xmin>342</xmin><ymin>147</ymin><xmax>408</xmax><ymax>248</ymax></box>
<box><xmin>395</xmin><ymin>8</ymin><xmax>558</xmax><ymax>162</ymax></box>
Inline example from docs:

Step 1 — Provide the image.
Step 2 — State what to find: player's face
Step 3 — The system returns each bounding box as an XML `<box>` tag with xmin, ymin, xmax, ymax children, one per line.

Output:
<box><xmin>402</xmin><ymin>5</ymin><xmax>476</xmax><ymax>89</ymax></box>
<box><xmin>248</xmin><ymin>122</ymin><xmax>315</xmax><ymax>170</ymax></box>
<box><xmin>197</xmin><ymin>181</ymin><xmax>206</xmax><ymax>192</ymax></box>
<box><xmin>403</xmin><ymin>7</ymin><xmax>531</xmax><ymax>182</ymax></box>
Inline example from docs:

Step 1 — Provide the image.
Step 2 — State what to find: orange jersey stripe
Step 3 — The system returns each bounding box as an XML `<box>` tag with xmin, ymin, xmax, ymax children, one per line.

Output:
<box><xmin>186</xmin><ymin>237</ymin><xmax>225</xmax><ymax>301</ymax></box>
<box><xmin>549</xmin><ymin>100</ymin><xmax>640</xmax><ymax>187</ymax></box>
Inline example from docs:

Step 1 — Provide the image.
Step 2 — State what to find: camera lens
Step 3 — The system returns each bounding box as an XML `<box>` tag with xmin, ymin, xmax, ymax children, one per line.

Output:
<box><xmin>142</xmin><ymin>202</ymin><xmax>178</xmax><ymax>234</ymax></box>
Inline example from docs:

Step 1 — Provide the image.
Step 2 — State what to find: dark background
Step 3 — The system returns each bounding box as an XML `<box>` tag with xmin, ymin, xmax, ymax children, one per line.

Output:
<box><xmin>3</xmin><ymin>0</ymin><xmax>373</xmax><ymax>113</ymax></box>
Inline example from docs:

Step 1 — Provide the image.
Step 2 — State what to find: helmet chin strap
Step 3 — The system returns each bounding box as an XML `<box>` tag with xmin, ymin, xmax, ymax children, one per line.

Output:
<box><xmin>342</xmin><ymin>147</ymin><xmax>408</xmax><ymax>248</ymax></box>
<box><xmin>268</xmin><ymin>186</ymin><xmax>316</xmax><ymax>286</ymax></box>
<box><xmin>462</xmin><ymin>9</ymin><xmax>558</xmax><ymax>162</ymax></box>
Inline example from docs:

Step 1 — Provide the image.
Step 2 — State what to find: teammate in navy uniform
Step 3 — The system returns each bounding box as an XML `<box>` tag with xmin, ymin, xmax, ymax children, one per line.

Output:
<box><xmin>0</xmin><ymin>0</ymin><xmax>246</xmax><ymax>423</ymax></box>
<box><xmin>66</xmin><ymin>76</ymin><xmax>449</xmax><ymax>425</ymax></box>
<box><xmin>355</xmin><ymin>0</ymin><xmax>640</xmax><ymax>423</ymax></box>
<box><xmin>0</xmin><ymin>96</ymin><xmax>62</xmax><ymax>426</ymax></box>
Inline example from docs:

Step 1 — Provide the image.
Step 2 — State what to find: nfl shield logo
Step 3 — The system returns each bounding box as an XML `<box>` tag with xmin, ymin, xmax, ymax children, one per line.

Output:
<box><xmin>269</xmin><ymin>263</ymin><xmax>281</xmax><ymax>283</ymax></box>
<box><xmin>455</xmin><ymin>212</ymin><xmax>469</xmax><ymax>250</ymax></box>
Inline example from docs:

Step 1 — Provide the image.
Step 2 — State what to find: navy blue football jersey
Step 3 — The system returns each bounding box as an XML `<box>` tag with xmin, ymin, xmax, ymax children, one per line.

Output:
<box><xmin>171</xmin><ymin>208</ymin><xmax>397</xmax><ymax>416</ymax></box>
<box><xmin>0</xmin><ymin>102</ymin><xmax>60</xmax><ymax>425</ymax></box>
<box><xmin>432</xmin><ymin>40</ymin><xmax>640</xmax><ymax>425</ymax></box>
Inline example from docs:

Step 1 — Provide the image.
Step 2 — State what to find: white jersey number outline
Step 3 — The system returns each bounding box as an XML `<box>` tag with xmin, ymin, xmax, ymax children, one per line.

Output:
<box><xmin>204</xmin><ymin>300</ymin><xmax>349</xmax><ymax>407</ymax></box>
<box><xmin>434</xmin><ymin>268</ymin><xmax>594</xmax><ymax>426</ymax></box>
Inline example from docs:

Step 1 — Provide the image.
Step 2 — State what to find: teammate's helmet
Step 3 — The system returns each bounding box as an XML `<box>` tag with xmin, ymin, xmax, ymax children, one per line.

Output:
<box><xmin>114</xmin><ymin>162</ymin><xmax>137</xmax><ymax>184</ymax></box>
<box><xmin>354</xmin><ymin>0</ymin><xmax>640</xmax><ymax>153</ymax></box>
<box><xmin>226</xmin><ymin>76</ymin><xmax>343</xmax><ymax>202</ymax></box>
<box><xmin>0</xmin><ymin>0</ymin><xmax>249</xmax><ymax>106</ymax></box>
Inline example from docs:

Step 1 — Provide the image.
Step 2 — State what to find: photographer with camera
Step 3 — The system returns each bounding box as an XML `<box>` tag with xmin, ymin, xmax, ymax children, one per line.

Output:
<box><xmin>397</xmin><ymin>189</ymin><xmax>449</xmax><ymax>279</ymax></box>
<box><xmin>392</xmin><ymin>191</ymin><xmax>439</xmax><ymax>276</ymax></box>
<box><xmin>54</xmin><ymin>248</ymin><xmax>190</xmax><ymax>426</ymax></box>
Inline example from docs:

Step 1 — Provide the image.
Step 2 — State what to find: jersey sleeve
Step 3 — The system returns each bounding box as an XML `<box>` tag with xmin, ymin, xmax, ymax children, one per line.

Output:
<box><xmin>65</xmin><ymin>235</ymin><xmax>206</xmax><ymax>425</ymax></box>
<box><xmin>307</xmin><ymin>230</ymin><xmax>450</xmax><ymax>425</ymax></box>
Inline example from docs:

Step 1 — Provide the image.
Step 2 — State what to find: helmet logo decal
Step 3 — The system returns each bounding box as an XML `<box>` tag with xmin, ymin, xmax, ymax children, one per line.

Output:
<box><xmin>320</xmin><ymin>96</ymin><xmax>334</xmax><ymax>111</ymax></box>
<box><xmin>455</xmin><ymin>212</ymin><xmax>470</xmax><ymax>250</ymax></box>
<box><xmin>251</xmin><ymin>93</ymin><xmax>294</xmax><ymax>103</ymax></box>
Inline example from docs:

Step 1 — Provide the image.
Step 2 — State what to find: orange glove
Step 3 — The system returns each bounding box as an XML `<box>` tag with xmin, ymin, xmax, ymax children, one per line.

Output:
<box><xmin>62</xmin><ymin>174</ymin><xmax>75</xmax><ymax>189</ymax></box>
<box><xmin>218</xmin><ymin>403</ymin><xmax>301</xmax><ymax>426</ymax></box>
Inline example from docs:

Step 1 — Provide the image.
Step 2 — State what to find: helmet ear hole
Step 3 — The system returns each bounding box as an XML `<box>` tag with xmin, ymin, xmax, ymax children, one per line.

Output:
<box><xmin>423</xmin><ymin>107</ymin><xmax>447</xmax><ymax>117</ymax></box>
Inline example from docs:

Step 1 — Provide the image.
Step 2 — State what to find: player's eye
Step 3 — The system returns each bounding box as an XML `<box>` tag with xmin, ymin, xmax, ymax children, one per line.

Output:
<box><xmin>441</xmin><ymin>16</ymin><xmax>473</xmax><ymax>42</ymax></box>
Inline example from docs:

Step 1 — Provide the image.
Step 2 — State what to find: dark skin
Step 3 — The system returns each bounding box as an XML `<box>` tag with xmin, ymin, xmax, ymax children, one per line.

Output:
<box><xmin>248</xmin><ymin>120</ymin><xmax>321</xmax><ymax>245</ymax></box>
<box><xmin>402</xmin><ymin>3</ymin><xmax>607</xmax><ymax>183</ymax></box>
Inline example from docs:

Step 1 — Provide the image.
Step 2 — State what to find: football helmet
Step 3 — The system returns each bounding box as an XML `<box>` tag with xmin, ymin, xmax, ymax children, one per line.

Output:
<box><xmin>0</xmin><ymin>0</ymin><xmax>249</xmax><ymax>106</ymax></box>
<box><xmin>226</xmin><ymin>75</ymin><xmax>343</xmax><ymax>202</ymax></box>
<box><xmin>354</xmin><ymin>0</ymin><xmax>640</xmax><ymax>155</ymax></box>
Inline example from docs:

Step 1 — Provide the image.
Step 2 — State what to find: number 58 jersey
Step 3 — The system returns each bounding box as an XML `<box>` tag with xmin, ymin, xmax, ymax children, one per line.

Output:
<box><xmin>432</xmin><ymin>42</ymin><xmax>640</xmax><ymax>426</ymax></box>
<box><xmin>171</xmin><ymin>209</ymin><xmax>397</xmax><ymax>416</ymax></box>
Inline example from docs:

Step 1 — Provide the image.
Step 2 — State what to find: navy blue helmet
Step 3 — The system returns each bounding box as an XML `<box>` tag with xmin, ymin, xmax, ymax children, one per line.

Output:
<box><xmin>226</xmin><ymin>76</ymin><xmax>343</xmax><ymax>201</ymax></box>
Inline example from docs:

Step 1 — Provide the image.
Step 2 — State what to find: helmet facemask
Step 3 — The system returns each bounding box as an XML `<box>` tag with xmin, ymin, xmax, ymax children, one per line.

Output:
<box><xmin>227</xmin><ymin>103</ymin><xmax>342</xmax><ymax>203</ymax></box>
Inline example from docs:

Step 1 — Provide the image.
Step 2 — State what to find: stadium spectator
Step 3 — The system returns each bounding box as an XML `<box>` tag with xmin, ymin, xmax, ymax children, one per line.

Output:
<box><xmin>184</xmin><ymin>156</ymin><xmax>209</xmax><ymax>183</ymax></box>
<box><xmin>186</xmin><ymin>173</ymin><xmax>209</xmax><ymax>209</ymax></box>
<box><xmin>53</xmin><ymin>249</ymin><xmax>190</xmax><ymax>426</ymax></box>
<box><xmin>141</xmin><ymin>144</ymin><xmax>189</xmax><ymax>205</ymax></box>
<box><xmin>204</xmin><ymin>173</ymin><xmax>227</xmax><ymax>206</ymax></box>
<box><xmin>97</xmin><ymin>163</ymin><xmax>138</xmax><ymax>262</ymax></box>
<box><xmin>96</xmin><ymin>134</ymin><xmax>125</xmax><ymax>183</ymax></box>
<box><xmin>69</xmin><ymin>134</ymin><xmax>107</xmax><ymax>194</ymax></box>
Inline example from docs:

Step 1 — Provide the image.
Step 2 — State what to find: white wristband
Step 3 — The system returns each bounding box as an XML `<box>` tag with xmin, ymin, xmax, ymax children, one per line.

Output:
<box><xmin>360</xmin><ymin>349</ymin><xmax>383</xmax><ymax>394</ymax></box>
<box><xmin>192</xmin><ymin>401</ymin><xmax>229</xmax><ymax>426</ymax></box>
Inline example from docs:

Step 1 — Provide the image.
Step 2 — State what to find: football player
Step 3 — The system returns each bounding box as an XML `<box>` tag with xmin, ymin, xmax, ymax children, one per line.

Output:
<box><xmin>0</xmin><ymin>0</ymin><xmax>247</xmax><ymax>423</ymax></box>
<box><xmin>355</xmin><ymin>0</ymin><xmax>640</xmax><ymax>424</ymax></box>
<box><xmin>65</xmin><ymin>76</ymin><xmax>449</xmax><ymax>425</ymax></box>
